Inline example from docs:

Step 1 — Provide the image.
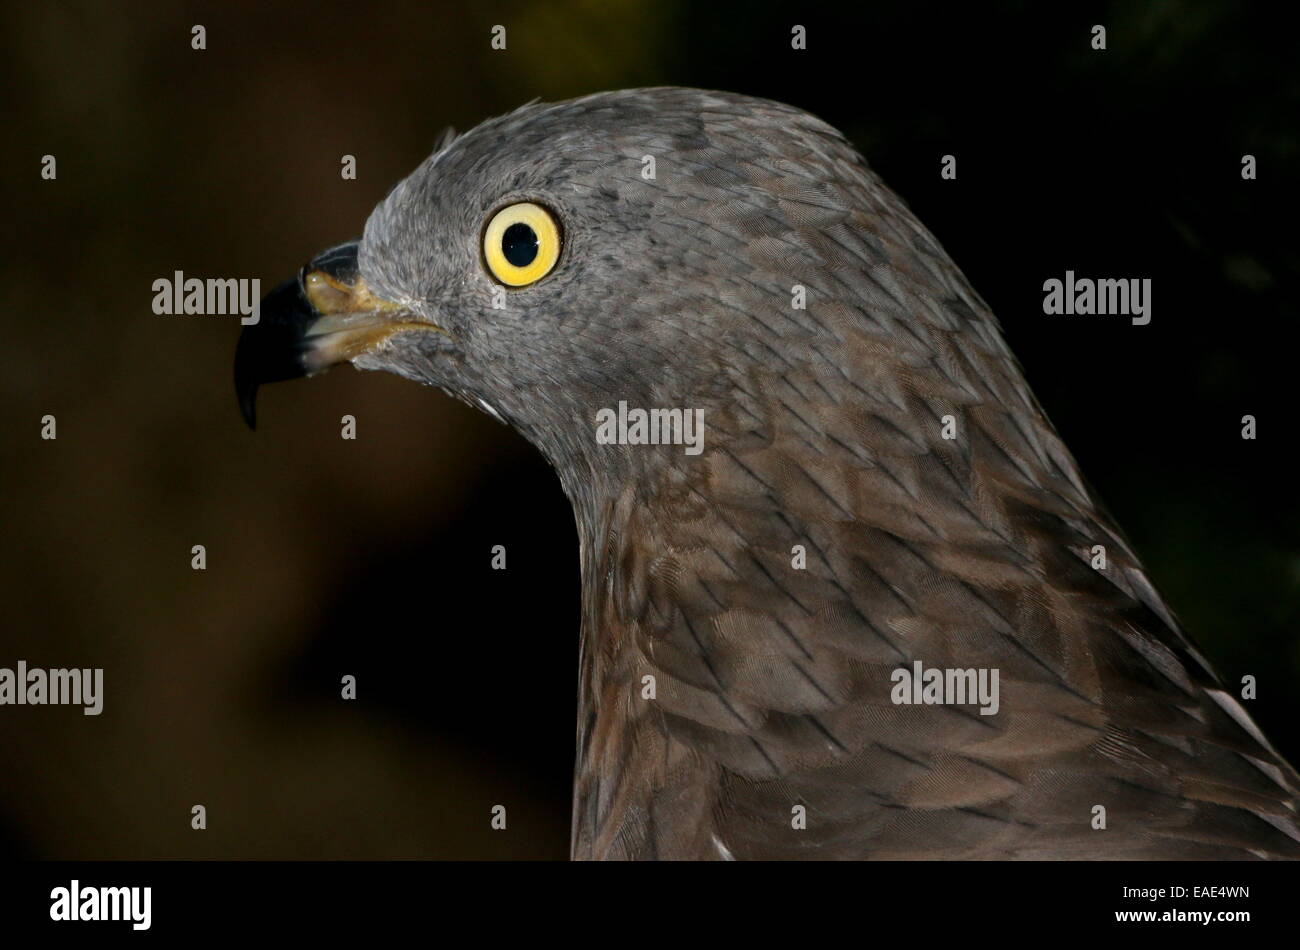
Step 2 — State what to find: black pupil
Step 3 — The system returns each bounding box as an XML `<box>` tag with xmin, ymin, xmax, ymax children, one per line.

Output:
<box><xmin>502</xmin><ymin>222</ymin><xmax>539</xmax><ymax>267</ymax></box>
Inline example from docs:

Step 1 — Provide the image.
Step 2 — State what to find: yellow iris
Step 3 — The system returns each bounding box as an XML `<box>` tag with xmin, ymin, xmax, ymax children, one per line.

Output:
<box><xmin>482</xmin><ymin>202</ymin><xmax>561</xmax><ymax>286</ymax></box>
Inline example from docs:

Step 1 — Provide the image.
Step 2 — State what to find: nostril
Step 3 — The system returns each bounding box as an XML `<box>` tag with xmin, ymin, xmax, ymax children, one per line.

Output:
<box><xmin>302</xmin><ymin>270</ymin><xmax>355</xmax><ymax>315</ymax></box>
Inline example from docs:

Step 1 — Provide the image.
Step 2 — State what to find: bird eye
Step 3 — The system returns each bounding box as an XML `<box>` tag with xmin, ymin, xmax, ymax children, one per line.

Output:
<box><xmin>483</xmin><ymin>202</ymin><xmax>561</xmax><ymax>286</ymax></box>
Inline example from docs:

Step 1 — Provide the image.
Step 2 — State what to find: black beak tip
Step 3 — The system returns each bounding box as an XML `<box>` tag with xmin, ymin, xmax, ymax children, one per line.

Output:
<box><xmin>237</xmin><ymin>382</ymin><xmax>258</xmax><ymax>430</ymax></box>
<box><xmin>234</xmin><ymin>244</ymin><xmax>359</xmax><ymax>431</ymax></box>
<box><xmin>233</xmin><ymin>274</ymin><xmax>321</xmax><ymax>431</ymax></box>
<box><xmin>234</xmin><ymin>325</ymin><xmax>262</xmax><ymax>430</ymax></box>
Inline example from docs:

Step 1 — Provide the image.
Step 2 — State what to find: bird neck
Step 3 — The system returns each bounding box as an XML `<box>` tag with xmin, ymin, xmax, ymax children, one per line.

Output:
<box><xmin>564</xmin><ymin>457</ymin><xmax>788</xmax><ymax>860</ymax></box>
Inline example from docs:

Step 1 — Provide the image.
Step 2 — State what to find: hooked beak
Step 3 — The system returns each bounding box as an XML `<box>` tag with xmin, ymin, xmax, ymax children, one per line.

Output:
<box><xmin>233</xmin><ymin>240</ymin><xmax>433</xmax><ymax>429</ymax></box>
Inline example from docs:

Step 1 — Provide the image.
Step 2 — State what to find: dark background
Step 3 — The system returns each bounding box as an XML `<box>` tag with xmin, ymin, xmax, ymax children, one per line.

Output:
<box><xmin>1</xmin><ymin>1</ymin><xmax>1296</xmax><ymax>859</ymax></box>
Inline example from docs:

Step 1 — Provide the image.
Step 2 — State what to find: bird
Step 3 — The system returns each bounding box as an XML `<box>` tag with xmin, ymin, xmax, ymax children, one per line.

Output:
<box><xmin>235</xmin><ymin>87</ymin><xmax>1300</xmax><ymax>860</ymax></box>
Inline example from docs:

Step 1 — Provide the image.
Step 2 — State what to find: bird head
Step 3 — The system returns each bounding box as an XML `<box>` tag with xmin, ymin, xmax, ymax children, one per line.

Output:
<box><xmin>236</xmin><ymin>87</ymin><xmax>921</xmax><ymax>485</ymax></box>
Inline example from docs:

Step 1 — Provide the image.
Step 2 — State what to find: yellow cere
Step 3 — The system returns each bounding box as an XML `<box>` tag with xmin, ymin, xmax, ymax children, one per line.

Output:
<box><xmin>483</xmin><ymin>202</ymin><xmax>561</xmax><ymax>286</ymax></box>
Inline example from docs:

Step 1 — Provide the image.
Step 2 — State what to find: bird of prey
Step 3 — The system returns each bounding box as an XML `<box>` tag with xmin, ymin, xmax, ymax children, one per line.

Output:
<box><xmin>235</xmin><ymin>88</ymin><xmax>1299</xmax><ymax>860</ymax></box>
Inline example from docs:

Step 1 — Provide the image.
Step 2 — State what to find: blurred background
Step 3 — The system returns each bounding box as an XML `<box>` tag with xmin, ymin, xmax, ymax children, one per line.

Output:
<box><xmin>1</xmin><ymin>0</ymin><xmax>1296</xmax><ymax>859</ymax></box>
